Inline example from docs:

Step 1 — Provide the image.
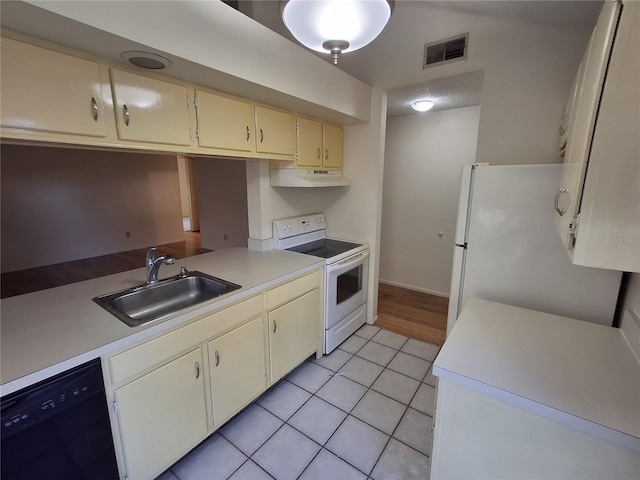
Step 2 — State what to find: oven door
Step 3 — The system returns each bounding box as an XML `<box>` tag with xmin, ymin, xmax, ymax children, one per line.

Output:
<box><xmin>326</xmin><ymin>249</ymin><xmax>369</xmax><ymax>330</ymax></box>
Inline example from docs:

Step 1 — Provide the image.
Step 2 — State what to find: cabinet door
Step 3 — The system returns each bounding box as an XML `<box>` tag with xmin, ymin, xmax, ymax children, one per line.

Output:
<box><xmin>255</xmin><ymin>105</ymin><xmax>295</xmax><ymax>157</ymax></box>
<box><xmin>195</xmin><ymin>90</ymin><xmax>254</xmax><ymax>152</ymax></box>
<box><xmin>115</xmin><ymin>349</ymin><xmax>207</xmax><ymax>480</ymax></box>
<box><xmin>555</xmin><ymin>1</ymin><xmax>620</xmax><ymax>250</ymax></box>
<box><xmin>1</xmin><ymin>38</ymin><xmax>107</xmax><ymax>137</ymax></box>
<box><xmin>323</xmin><ymin>124</ymin><xmax>344</xmax><ymax>169</ymax></box>
<box><xmin>573</xmin><ymin>0</ymin><xmax>640</xmax><ymax>272</ymax></box>
<box><xmin>110</xmin><ymin>69</ymin><xmax>192</xmax><ymax>146</ymax></box>
<box><xmin>209</xmin><ymin>316</ymin><xmax>267</xmax><ymax>426</ymax></box>
<box><xmin>269</xmin><ymin>289</ymin><xmax>320</xmax><ymax>383</ymax></box>
<box><xmin>296</xmin><ymin>117</ymin><xmax>323</xmax><ymax>167</ymax></box>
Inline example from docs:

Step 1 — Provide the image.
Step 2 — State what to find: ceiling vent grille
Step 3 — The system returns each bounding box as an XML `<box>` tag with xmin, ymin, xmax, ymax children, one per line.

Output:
<box><xmin>424</xmin><ymin>33</ymin><xmax>468</xmax><ymax>69</ymax></box>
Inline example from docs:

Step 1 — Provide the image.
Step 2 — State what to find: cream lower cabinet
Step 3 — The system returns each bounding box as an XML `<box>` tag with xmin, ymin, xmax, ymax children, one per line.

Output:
<box><xmin>268</xmin><ymin>284</ymin><xmax>321</xmax><ymax>383</ymax></box>
<box><xmin>266</xmin><ymin>271</ymin><xmax>322</xmax><ymax>384</ymax></box>
<box><xmin>114</xmin><ymin>348</ymin><xmax>207</xmax><ymax>480</ymax></box>
<box><xmin>209</xmin><ymin>315</ymin><xmax>266</xmax><ymax>426</ymax></box>
<box><xmin>430</xmin><ymin>380</ymin><xmax>639</xmax><ymax>479</ymax></box>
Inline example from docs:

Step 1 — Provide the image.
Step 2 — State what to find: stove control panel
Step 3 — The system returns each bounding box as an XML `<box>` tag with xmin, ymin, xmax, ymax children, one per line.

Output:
<box><xmin>273</xmin><ymin>213</ymin><xmax>325</xmax><ymax>239</ymax></box>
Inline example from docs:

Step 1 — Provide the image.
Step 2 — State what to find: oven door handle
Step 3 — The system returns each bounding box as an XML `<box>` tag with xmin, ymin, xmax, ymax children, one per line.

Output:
<box><xmin>326</xmin><ymin>250</ymin><xmax>369</xmax><ymax>274</ymax></box>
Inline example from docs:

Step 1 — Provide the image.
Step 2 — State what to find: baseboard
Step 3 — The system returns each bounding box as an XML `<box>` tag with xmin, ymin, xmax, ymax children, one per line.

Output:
<box><xmin>378</xmin><ymin>279</ymin><xmax>449</xmax><ymax>299</ymax></box>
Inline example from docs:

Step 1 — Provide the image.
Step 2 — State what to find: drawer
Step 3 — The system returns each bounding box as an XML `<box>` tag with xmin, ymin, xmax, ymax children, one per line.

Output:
<box><xmin>109</xmin><ymin>295</ymin><xmax>263</xmax><ymax>384</ymax></box>
<box><xmin>266</xmin><ymin>270</ymin><xmax>321</xmax><ymax>310</ymax></box>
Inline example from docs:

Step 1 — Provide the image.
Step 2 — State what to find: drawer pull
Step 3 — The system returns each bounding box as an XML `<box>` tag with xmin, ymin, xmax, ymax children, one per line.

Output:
<box><xmin>215</xmin><ymin>350</ymin><xmax>220</xmax><ymax>367</ymax></box>
<box><xmin>123</xmin><ymin>104</ymin><xmax>130</xmax><ymax>126</ymax></box>
<box><xmin>554</xmin><ymin>188</ymin><xmax>568</xmax><ymax>216</ymax></box>
<box><xmin>91</xmin><ymin>97</ymin><xmax>99</xmax><ymax>122</ymax></box>
<box><xmin>195</xmin><ymin>361</ymin><xmax>200</xmax><ymax>379</ymax></box>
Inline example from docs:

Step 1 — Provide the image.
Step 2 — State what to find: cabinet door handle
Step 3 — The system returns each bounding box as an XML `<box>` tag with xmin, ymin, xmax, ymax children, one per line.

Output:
<box><xmin>246</xmin><ymin>126</ymin><xmax>250</xmax><ymax>142</ymax></box>
<box><xmin>123</xmin><ymin>104</ymin><xmax>130</xmax><ymax>127</ymax></box>
<box><xmin>91</xmin><ymin>97</ymin><xmax>99</xmax><ymax>122</ymax></box>
<box><xmin>260</xmin><ymin>128</ymin><xmax>264</xmax><ymax>143</ymax></box>
<box><xmin>554</xmin><ymin>188</ymin><xmax>568</xmax><ymax>216</ymax></box>
<box><xmin>273</xmin><ymin>320</ymin><xmax>277</xmax><ymax>333</ymax></box>
<box><xmin>317</xmin><ymin>147</ymin><xmax>321</xmax><ymax>159</ymax></box>
<box><xmin>195</xmin><ymin>361</ymin><xmax>200</xmax><ymax>379</ymax></box>
<box><xmin>325</xmin><ymin>149</ymin><xmax>329</xmax><ymax>160</ymax></box>
<box><xmin>215</xmin><ymin>351</ymin><xmax>220</xmax><ymax>367</ymax></box>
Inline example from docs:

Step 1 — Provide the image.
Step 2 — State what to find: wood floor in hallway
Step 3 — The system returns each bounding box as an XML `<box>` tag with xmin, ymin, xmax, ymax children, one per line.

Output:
<box><xmin>1</xmin><ymin>232</ymin><xmax>209</xmax><ymax>298</ymax></box>
<box><xmin>376</xmin><ymin>283</ymin><xmax>448</xmax><ymax>346</ymax></box>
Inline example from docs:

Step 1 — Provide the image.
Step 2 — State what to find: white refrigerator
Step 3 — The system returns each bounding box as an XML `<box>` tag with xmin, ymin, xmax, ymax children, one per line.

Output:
<box><xmin>447</xmin><ymin>164</ymin><xmax>622</xmax><ymax>337</ymax></box>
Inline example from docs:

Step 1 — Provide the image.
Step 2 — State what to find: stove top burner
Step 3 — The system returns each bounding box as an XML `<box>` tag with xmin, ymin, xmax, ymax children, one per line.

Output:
<box><xmin>286</xmin><ymin>238</ymin><xmax>363</xmax><ymax>259</ymax></box>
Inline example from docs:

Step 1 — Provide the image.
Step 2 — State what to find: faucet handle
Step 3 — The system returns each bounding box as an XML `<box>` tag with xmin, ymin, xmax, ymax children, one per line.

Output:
<box><xmin>146</xmin><ymin>247</ymin><xmax>156</xmax><ymax>266</ymax></box>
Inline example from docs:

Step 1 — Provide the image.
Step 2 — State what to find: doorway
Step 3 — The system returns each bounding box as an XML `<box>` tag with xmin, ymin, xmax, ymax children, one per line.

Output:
<box><xmin>177</xmin><ymin>156</ymin><xmax>200</xmax><ymax>232</ymax></box>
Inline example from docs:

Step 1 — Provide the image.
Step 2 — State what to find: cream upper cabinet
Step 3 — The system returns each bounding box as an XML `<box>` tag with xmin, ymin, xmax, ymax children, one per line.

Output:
<box><xmin>268</xmin><ymin>289</ymin><xmax>320</xmax><ymax>383</ymax></box>
<box><xmin>296</xmin><ymin>117</ymin><xmax>344</xmax><ymax>169</ymax></box>
<box><xmin>296</xmin><ymin>117</ymin><xmax>324</xmax><ymax>167</ymax></box>
<box><xmin>195</xmin><ymin>90</ymin><xmax>255</xmax><ymax>153</ymax></box>
<box><xmin>1</xmin><ymin>37</ymin><xmax>107</xmax><ymax>137</ymax></box>
<box><xmin>114</xmin><ymin>348</ymin><xmax>207</xmax><ymax>480</ymax></box>
<box><xmin>209</xmin><ymin>316</ymin><xmax>266</xmax><ymax>426</ymax></box>
<box><xmin>323</xmin><ymin>123</ymin><xmax>344</xmax><ymax>169</ymax></box>
<box><xmin>555</xmin><ymin>1</ymin><xmax>619</xmax><ymax>251</ymax></box>
<box><xmin>255</xmin><ymin>105</ymin><xmax>296</xmax><ymax>158</ymax></box>
<box><xmin>110</xmin><ymin>68</ymin><xmax>192</xmax><ymax>146</ymax></box>
<box><xmin>555</xmin><ymin>0</ymin><xmax>639</xmax><ymax>272</ymax></box>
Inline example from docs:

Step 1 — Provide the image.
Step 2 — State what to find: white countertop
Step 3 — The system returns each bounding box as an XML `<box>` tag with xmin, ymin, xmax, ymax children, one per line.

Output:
<box><xmin>1</xmin><ymin>248</ymin><xmax>323</xmax><ymax>395</ymax></box>
<box><xmin>433</xmin><ymin>298</ymin><xmax>640</xmax><ymax>451</ymax></box>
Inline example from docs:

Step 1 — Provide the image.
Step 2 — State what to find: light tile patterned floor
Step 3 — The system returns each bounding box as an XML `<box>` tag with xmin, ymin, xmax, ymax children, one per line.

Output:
<box><xmin>157</xmin><ymin>325</ymin><xmax>440</xmax><ymax>480</ymax></box>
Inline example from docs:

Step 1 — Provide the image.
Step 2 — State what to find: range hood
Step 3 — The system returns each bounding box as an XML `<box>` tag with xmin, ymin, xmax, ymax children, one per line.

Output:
<box><xmin>270</xmin><ymin>169</ymin><xmax>351</xmax><ymax>187</ymax></box>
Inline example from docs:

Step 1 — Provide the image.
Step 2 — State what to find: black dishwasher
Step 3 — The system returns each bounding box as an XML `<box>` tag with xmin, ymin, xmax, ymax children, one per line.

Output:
<box><xmin>1</xmin><ymin>358</ymin><xmax>119</xmax><ymax>480</ymax></box>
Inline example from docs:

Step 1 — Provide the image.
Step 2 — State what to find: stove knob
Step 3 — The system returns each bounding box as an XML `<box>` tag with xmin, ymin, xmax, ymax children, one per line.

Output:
<box><xmin>281</xmin><ymin>225</ymin><xmax>287</xmax><ymax>231</ymax></box>
<box><xmin>287</xmin><ymin>224</ymin><xmax>292</xmax><ymax>230</ymax></box>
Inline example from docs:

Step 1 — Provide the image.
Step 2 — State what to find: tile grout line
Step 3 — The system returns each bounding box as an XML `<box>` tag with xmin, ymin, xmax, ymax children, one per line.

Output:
<box><xmin>170</xmin><ymin>328</ymin><xmax>438</xmax><ymax>480</ymax></box>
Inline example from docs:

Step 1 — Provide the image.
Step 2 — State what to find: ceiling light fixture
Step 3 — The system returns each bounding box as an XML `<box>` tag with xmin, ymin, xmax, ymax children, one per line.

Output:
<box><xmin>281</xmin><ymin>0</ymin><xmax>394</xmax><ymax>65</ymax></box>
<box><xmin>411</xmin><ymin>100</ymin><xmax>435</xmax><ymax>112</ymax></box>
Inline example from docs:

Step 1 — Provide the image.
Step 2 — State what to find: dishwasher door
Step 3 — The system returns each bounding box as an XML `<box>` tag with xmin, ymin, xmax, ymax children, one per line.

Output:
<box><xmin>1</xmin><ymin>358</ymin><xmax>119</xmax><ymax>480</ymax></box>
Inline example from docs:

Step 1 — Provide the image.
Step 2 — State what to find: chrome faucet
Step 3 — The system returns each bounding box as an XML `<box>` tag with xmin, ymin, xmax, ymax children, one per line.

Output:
<box><xmin>146</xmin><ymin>247</ymin><xmax>175</xmax><ymax>285</ymax></box>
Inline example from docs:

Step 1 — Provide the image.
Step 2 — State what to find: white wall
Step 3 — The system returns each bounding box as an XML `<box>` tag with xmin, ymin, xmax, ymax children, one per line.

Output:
<box><xmin>1</xmin><ymin>145</ymin><xmax>184</xmax><ymax>272</ymax></box>
<box><xmin>380</xmin><ymin>106</ymin><xmax>481</xmax><ymax>296</ymax></box>
<box><xmin>194</xmin><ymin>157</ymin><xmax>249</xmax><ymax>251</ymax></box>
<box><xmin>339</xmin><ymin>3</ymin><xmax>593</xmax><ymax>166</ymax></box>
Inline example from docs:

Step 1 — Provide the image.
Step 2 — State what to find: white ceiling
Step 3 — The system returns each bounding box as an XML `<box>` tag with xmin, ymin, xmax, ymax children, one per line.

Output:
<box><xmin>242</xmin><ymin>0</ymin><xmax>603</xmax><ymax>116</ymax></box>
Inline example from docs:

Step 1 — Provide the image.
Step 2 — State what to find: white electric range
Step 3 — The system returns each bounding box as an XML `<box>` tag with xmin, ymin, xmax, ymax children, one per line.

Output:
<box><xmin>273</xmin><ymin>214</ymin><xmax>369</xmax><ymax>353</ymax></box>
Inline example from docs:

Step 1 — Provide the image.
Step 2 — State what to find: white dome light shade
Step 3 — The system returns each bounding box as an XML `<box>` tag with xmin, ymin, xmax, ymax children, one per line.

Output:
<box><xmin>411</xmin><ymin>100</ymin><xmax>435</xmax><ymax>112</ymax></box>
<box><xmin>281</xmin><ymin>0</ymin><xmax>392</xmax><ymax>54</ymax></box>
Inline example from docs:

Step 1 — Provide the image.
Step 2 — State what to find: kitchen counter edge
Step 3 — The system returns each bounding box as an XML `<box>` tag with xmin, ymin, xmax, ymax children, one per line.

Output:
<box><xmin>1</xmin><ymin>248</ymin><xmax>324</xmax><ymax>396</ymax></box>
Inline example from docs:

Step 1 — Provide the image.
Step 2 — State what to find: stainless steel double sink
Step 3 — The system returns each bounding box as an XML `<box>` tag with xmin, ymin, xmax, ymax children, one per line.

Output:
<box><xmin>93</xmin><ymin>270</ymin><xmax>241</xmax><ymax>327</ymax></box>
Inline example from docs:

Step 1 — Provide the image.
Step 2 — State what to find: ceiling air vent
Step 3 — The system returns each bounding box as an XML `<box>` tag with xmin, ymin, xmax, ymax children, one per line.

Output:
<box><xmin>424</xmin><ymin>33</ymin><xmax>468</xmax><ymax>69</ymax></box>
